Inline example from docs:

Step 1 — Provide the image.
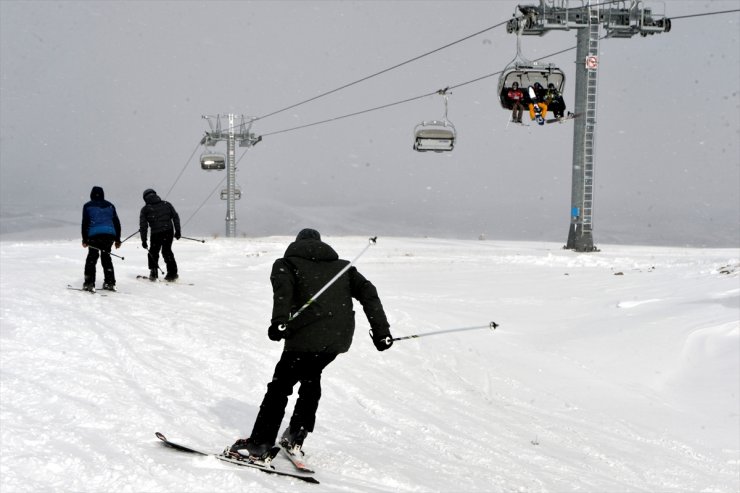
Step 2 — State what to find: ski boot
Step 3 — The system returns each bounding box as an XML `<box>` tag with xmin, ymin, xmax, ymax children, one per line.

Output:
<box><xmin>164</xmin><ymin>273</ymin><xmax>178</xmax><ymax>282</ymax></box>
<box><xmin>148</xmin><ymin>269</ymin><xmax>158</xmax><ymax>282</ymax></box>
<box><xmin>82</xmin><ymin>282</ymin><xmax>96</xmax><ymax>293</ymax></box>
<box><xmin>279</xmin><ymin>426</ymin><xmax>308</xmax><ymax>455</ymax></box>
<box><xmin>226</xmin><ymin>438</ymin><xmax>276</xmax><ymax>465</ymax></box>
<box><xmin>102</xmin><ymin>282</ymin><xmax>117</xmax><ymax>292</ymax></box>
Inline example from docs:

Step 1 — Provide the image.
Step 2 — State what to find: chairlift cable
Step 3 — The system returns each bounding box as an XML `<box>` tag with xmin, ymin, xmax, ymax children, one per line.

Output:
<box><xmin>247</xmin><ymin>7</ymin><xmax>736</xmax><ymax>137</ymax></box>
<box><xmin>260</xmin><ymin>90</ymin><xmax>439</xmax><ymax>137</ymax></box>
<box><xmin>260</xmin><ymin>43</ymin><xmax>581</xmax><ymax>138</ymax></box>
<box><xmin>253</xmin><ymin>20</ymin><xmax>509</xmax><ymax>124</ymax></box>
<box><xmin>670</xmin><ymin>9</ymin><xmax>739</xmax><ymax>20</ymax></box>
<box><xmin>181</xmin><ymin>175</ymin><xmax>226</xmax><ymax>229</ymax></box>
<box><xmin>178</xmin><ymin>6</ymin><xmax>739</xmax><ymax>222</ymax></box>
<box><xmin>163</xmin><ymin>142</ymin><xmax>201</xmax><ymax>201</ymax></box>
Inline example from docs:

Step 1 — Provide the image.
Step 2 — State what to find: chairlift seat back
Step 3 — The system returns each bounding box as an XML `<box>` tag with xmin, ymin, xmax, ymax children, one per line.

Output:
<box><xmin>413</xmin><ymin>120</ymin><xmax>455</xmax><ymax>152</ymax></box>
<box><xmin>200</xmin><ymin>152</ymin><xmax>226</xmax><ymax>171</ymax></box>
<box><xmin>498</xmin><ymin>63</ymin><xmax>565</xmax><ymax>110</ymax></box>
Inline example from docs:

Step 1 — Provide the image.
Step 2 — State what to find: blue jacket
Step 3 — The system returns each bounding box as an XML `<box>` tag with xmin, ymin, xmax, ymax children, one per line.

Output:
<box><xmin>82</xmin><ymin>186</ymin><xmax>121</xmax><ymax>242</ymax></box>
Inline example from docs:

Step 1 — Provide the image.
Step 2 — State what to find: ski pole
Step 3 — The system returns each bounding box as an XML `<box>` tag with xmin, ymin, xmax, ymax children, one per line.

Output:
<box><xmin>288</xmin><ymin>236</ymin><xmax>378</xmax><ymax>323</ymax></box>
<box><xmin>145</xmin><ymin>248</ymin><xmax>165</xmax><ymax>274</ymax></box>
<box><xmin>87</xmin><ymin>245</ymin><xmax>125</xmax><ymax>260</ymax></box>
<box><xmin>121</xmin><ymin>230</ymin><xmax>140</xmax><ymax>244</ymax></box>
<box><xmin>391</xmin><ymin>321</ymin><xmax>499</xmax><ymax>342</ymax></box>
<box><xmin>180</xmin><ymin>236</ymin><xmax>205</xmax><ymax>243</ymax></box>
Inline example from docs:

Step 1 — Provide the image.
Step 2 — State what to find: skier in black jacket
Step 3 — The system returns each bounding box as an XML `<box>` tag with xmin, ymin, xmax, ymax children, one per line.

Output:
<box><xmin>81</xmin><ymin>186</ymin><xmax>121</xmax><ymax>292</ymax></box>
<box><xmin>139</xmin><ymin>189</ymin><xmax>181</xmax><ymax>281</ymax></box>
<box><xmin>228</xmin><ymin>228</ymin><xmax>393</xmax><ymax>461</ymax></box>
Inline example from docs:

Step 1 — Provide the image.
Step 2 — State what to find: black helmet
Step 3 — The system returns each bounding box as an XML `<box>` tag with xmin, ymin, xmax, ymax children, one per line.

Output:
<box><xmin>142</xmin><ymin>189</ymin><xmax>156</xmax><ymax>200</ymax></box>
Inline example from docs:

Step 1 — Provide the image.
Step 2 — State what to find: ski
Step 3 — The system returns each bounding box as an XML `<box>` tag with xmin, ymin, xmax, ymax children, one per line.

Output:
<box><xmin>280</xmin><ymin>445</ymin><xmax>315</xmax><ymax>473</ymax></box>
<box><xmin>546</xmin><ymin>112</ymin><xmax>580</xmax><ymax>124</ymax></box>
<box><xmin>66</xmin><ymin>285</ymin><xmax>107</xmax><ymax>296</ymax></box>
<box><xmin>137</xmin><ymin>275</ymin><xmax>193</xmax><ymax>286</ymax></box>
<box><xmin>155</xmin><ymin>432</ymin><xmax>319</xmax><ymax>484</ymax></box>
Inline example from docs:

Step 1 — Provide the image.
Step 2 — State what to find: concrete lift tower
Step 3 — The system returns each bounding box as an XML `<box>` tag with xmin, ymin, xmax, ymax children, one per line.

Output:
<box><xmin>508</xmin><ymin>1</ymin><xmax>671</xmax><ymax>251</ymax></box>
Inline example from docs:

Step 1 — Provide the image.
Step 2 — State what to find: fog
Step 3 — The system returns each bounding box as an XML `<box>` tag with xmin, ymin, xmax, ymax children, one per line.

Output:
<box><xmin>1</xmin><ymin>1</ymin><xmax>738</xmax><ymax>247</ymax></box>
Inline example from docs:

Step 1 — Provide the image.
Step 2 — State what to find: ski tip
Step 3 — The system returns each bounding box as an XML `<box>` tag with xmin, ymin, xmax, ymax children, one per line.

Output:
<box><xmin>155</xmin><ymin>432</ymin><xmax>167</xmax><ymax>441</ymax></box>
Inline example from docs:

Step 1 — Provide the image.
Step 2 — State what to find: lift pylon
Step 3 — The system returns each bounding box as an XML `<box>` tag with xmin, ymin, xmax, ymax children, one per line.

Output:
<box><xmin>508</xmin><ymin>1</ymin><xmax>670</xmax><ymax>251</ymax></box>
<box><xmin>200</xmin><ymin>114</ymin><xmax>261</xmax><ymax>237</ymax></box>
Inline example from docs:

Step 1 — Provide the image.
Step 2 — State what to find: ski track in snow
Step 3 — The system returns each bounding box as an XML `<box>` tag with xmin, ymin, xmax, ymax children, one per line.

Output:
<box><xmin>1</xmin><ymin>237</ymin><xmax>738</xmax><ymax>492</ymax></box>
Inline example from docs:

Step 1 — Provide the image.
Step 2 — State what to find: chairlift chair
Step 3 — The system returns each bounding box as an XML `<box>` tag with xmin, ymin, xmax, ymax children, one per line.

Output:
<box><xmin>200</xmin><ymin>151</ymin><xmax>226</xmax><ymax>171</ymax></box>
<box><xmin>413</xmin><ymin>90</ymin><xmax>456</xmax><ymax>153</ymax></box>
<box><xmin>498</xmin><ymin>63</ymin><xmax>565</xmax><ymax>109</ymax></box>
<box><xmin>497</xmin><ymin>16</ymin><xmax>566</xmax><ymax>111</ymax></box>
<box><xmin>413</xmin><ymin>120</ymin><xmax>456</xmax><ymax>152</ymax></box>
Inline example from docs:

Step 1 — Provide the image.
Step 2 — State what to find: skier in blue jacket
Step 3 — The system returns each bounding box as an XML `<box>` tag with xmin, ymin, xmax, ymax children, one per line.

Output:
<box><xmin>81</xmin><ymin>186</ymin><xmax>121</xmax><ymax>292</ymax></box>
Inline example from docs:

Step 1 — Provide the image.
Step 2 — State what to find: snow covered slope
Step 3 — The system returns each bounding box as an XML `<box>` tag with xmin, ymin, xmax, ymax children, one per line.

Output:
<box><xmin>1</xmin><ymin>237</ymin><xmax>738</xmax><ymax>492</ymax></box>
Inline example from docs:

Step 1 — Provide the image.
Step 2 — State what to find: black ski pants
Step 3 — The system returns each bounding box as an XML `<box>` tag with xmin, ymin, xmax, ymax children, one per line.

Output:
<box><xmin>148</xmin><ymin>231</ymin><xmax>177</xmax><ymax>276</ymax></box>
<box><xmin>249</xmin><ymin>351</ymin><xmax>338</xmax><ymax>447</ymax></box>
<box><xmin>84</xmin><ymin>236</ymin><xmax>115</xmax><ymax>285</ymax></box>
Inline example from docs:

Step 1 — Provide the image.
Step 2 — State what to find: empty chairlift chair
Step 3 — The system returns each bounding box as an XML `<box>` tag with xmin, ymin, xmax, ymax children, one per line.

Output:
<box><xmin>413</xmin><ymin>89</ymin><xmax>456</xmax><ymax>153</ymax></box>
<box><xmin>200</xmin><ymin>150</ymin><xmax>226</xmax><ymax>171</ymax></box>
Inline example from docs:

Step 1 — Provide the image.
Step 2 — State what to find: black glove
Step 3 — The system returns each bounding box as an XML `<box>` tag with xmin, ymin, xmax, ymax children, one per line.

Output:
<box><xmin>142</xmin><ymin>240</ymin><xmax>148</xmax><ymax>249</ymax></box>
<box><xmin>370</xmin><ymin>329</ymin><xmax>393</xmax><ymax>352</ymax></box>
<box><xmin>175</xmin><ymin>232</ymin><xmax>181</xmax><ymax>240</ymax></box>
<box><xmin>268</xmin><ymin>323</ymin><xmax>290</xmax><ymax>341</ymax></box>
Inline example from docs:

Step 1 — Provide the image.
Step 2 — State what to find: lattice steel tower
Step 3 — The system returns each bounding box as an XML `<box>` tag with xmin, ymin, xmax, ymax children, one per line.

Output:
<box><xmin>199</xmin><ymin>114</ymin><xmax>261</xmax><ymax>237</ymax></box>
<box><xmin>508</xmin><ymin>1</ymin><xmax>670</xmax><ymax>251</ymax></box>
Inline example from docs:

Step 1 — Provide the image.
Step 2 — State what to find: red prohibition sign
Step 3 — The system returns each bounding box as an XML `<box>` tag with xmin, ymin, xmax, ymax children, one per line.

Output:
<box><xmin>585</xmin><ymin>56</ymin><xmax>598</xmax><ymax>70</ymax></box>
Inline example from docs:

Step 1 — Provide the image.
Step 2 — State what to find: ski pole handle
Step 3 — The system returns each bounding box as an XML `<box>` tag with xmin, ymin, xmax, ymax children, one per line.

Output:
<box><xmin>392</xmin><ymin>321</ymin><xmax>499</xmax><ymax>342</ymax></box>
<box><xmin>289</xmin><ymin>236</ymin><xmax>377</xmax><ymax>322</ymax></box>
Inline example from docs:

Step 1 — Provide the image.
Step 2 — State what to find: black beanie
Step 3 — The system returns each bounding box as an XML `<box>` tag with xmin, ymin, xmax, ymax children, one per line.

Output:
<box><xmin>296</xmin><ymin>228</ymin><xmax>321</xmax><ymax>241</ymax></box>
<box><xmin>90</xmin><ymin>186</ymin><xmax>104</xmax><ymax>200</ymax></box>
<box><xmin>143</xmin><ymin>189</ymin><xmax>156</xmax><ymax>200</ymax></box>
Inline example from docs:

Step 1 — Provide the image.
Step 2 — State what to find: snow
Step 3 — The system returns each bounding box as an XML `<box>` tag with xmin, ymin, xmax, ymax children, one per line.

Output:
<box><xmin>1</xmin><ymin>236</ymin><xmax>738</xmax><ymax>492</ymax></box>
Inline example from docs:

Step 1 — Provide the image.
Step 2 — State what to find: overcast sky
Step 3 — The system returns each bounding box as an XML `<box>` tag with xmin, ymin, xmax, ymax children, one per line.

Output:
<box><xmin>1</xmin><ymin>0</ymin><xmax>738</xmax><ymax>247</ymax></box>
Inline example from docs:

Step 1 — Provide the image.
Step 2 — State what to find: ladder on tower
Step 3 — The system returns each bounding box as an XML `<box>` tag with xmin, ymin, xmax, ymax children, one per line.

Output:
<box><xmin>581</xmin><ymin>7</ymin><xmax>600</xmax><ymax>237</ymax></box>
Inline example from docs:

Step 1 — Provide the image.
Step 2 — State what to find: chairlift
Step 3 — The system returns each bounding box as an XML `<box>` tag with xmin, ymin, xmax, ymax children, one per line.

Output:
<box><xmin>200</xmin><ymin>150</ymin><xmax>226</xmax><ymax>171</ymax></box>
<box><xmin>413</xmin><ymin>89</ymin><xmax>456</xmax><ymax>153</ymax></box>
<box><xmin>497</xmin><ymin>17</ymin><xmax>565</xmax><ymax>111</ymax></box>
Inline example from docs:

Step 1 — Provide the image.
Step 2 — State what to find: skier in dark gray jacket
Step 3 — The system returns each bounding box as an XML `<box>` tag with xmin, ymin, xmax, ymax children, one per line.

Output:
<box><xmin>228</xmin><ymin>228</ymin><xmax>393</xmax><ymax>461</ymax></box>
<box><xmin>139</xmin><ymin>188</ymin><xmax>181</xmax><ymax>281</ymax></box>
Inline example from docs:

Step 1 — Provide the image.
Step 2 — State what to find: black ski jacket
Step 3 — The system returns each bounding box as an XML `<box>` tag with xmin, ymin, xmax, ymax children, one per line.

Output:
<box><xmin>139</xmin><ymin>193</ymin><xmax>181</xmax><ymax>238</ymax></box>
<box><xmin>270</xmin><ymin>238</ymin><xmax>390</xmax><ymax>353</ymax></box>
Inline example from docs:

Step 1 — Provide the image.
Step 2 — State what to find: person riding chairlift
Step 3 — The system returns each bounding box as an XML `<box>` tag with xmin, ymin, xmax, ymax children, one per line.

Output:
<box><xmin>528</xmin><ymin>82</ymin><xmax>548</xmax><ymax>125</ymax></box>
<box><xmin>507</xmin><ymin>81</ymin><xmax>525</xmax><ymax>124</ymax></box>
<box><xmin>545</xmin><ymin>82</ymin><xmax>566</xmax><ymax>119</ymax></box>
